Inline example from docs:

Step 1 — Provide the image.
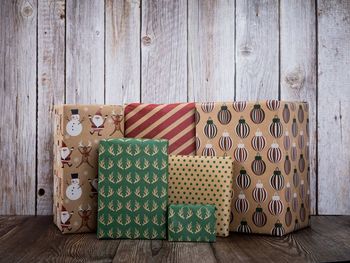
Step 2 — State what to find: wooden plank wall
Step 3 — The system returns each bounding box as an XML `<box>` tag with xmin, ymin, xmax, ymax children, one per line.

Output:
<box><xmin>0</xmin><ymin>0</ymin><xmax>349</xmax><ymax>216</ymax></box>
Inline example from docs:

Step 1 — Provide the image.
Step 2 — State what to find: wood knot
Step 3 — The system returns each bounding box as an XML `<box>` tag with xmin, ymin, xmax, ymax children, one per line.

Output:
<box><xmin>142</xmin><ymin>36</ymin><xmax>152</xmax><ymax>46</ymax></box>
<box><xmin>21</xmin><ymin>1</ymin><xmax>33</xmax><ymax>17</ymax></box>
<box><xmin>239</xmin><ymin>45</ymin><xmax>252</xmax><ymax>56</ymax></box>
<box><xmin>284</xmin><ymin>68</ymin><xmax>305</xmax><ymax>90</ymax></box>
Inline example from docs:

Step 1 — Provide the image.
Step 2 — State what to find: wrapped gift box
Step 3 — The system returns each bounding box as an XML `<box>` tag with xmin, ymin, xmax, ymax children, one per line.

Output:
<box><xmin>53</xmin><ymin>104</ymin><xmax>124</xmax><ymax>233</ymax></box>
<box><xmin>97</xmin><ymin>138</ymin><xmax>168</xmax><ymax>239</ymax></box>
<box><xmin>168</xmin><ymin>204</ymin><xmax>216</xmax><ymax>242</ymax></box>
<box><xmin>124</xmin><ymin>103</ymin><xmax>196</xmax><ymax>155</ymax></box>
<box><xmin>168</xmin><ymin>155</ymin><xmax>233</xmax><ymax>237</ymax></box>
<box><xmin>195</xmin><ymin>101</ymin><xmax>310</xmax><ymax>236</ymax></box>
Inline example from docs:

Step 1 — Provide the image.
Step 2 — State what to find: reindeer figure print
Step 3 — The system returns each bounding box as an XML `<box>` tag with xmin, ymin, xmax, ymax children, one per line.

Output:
<box><xmin>76</xmin><ymin>141</ymin><xmax>94</xmax><ymax>168</ymax></box>
<box><xmin>110</xmin><ymin>110</ymin><xmax>124</xmax><ymax>136</ymax></box>
<box><xmin>89</xmin><ymin>108</ymin><xmax>108</xmax><ymax>136</ymax></box>
<box><xmin>76</xmin><ymin>204</ymin><xmax>94</xmax><ymax>232</ymax></box>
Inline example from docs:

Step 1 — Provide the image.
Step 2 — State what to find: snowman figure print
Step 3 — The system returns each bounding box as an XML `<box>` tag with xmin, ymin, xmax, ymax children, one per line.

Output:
<box><xmin>60</xmin><ymin>141</ymin><xmax>74</xmax><ymax>168</ymax></box>
<box><xmin>66</xmin><ymin>173</ymin><xmax>83</xmax><ymax>200</ymax></box>
<box><xmin>89</xmin><ymin>108</ymin><xmax>108</xmax><ymax>136</ymax></box>
<box><xmin>60</xmin><ymin>206</ymin><xmax>73</xmax><ymax>232</ymax></box>
<box><xmin>66</xmin><ymin>109</ymin><xmax>84</xmax><ymax>136</ymax></box>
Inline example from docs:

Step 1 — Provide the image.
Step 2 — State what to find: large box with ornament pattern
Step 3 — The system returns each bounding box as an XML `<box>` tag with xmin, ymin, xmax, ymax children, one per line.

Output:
<box><xmin>195</xmin><ymin>101</ymin><xmax>310</xmax><ymax>236</ymax></box>
<box><xmin>53</xmin><ymin>104</ymin><xmax>124</xmax><ymax>233</ymax></box>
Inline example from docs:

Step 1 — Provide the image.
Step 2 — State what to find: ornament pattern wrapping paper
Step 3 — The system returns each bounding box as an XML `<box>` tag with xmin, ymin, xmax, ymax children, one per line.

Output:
<box><xmin>53</xmin><ymin>105</ymin><xmax>124</xmax><ymax>234</ymax></box>
<box><xmin>97</xmin><ymin>138</ymin><xmax>168</xmax><ymax>239</ymax></box>
<box><xmin>124</xmin><ymin>103</ymin><xmax>196</xmax><ymax>155</ymax></box>
<box><xmin>168</xmin><ymin>204</ymin><xmax>216</xmax><ymax>242</ymax></box>
<box><xmin>195</xmin><ymin>101</ymin><xmax>310</xmax><ymax>236</ymax></box>
<box><xmin>168</xmin><ymin>155</ymin><xmax>233</xmax><ymax>237</ymax></box>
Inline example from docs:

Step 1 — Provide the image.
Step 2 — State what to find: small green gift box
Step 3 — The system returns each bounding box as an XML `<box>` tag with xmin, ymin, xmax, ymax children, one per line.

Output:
<box><xmin>97</xmin><ymin>138</ymin><xmax>169</xmax><ymax>239</ymax></box>
<box><xmin>168</xmin><ymin>204</ymin><xmax>216</xmax><ymax>242</ymax></box>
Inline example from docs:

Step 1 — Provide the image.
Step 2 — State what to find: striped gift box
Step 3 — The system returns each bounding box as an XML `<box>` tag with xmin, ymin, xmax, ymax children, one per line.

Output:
<box><xmin>124</xmin><ymin>103</ymin><xmax>196</xmax><ymax>155</ymax></box>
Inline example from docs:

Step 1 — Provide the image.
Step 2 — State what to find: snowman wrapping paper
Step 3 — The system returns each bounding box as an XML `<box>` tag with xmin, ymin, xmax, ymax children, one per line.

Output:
<box><xmin>195</xmin><ymin>101</ymin><xmax>310</xmax><ymax>236</ymax></box>
<box><xmin>53</xmin><ymin>104</ymin><xmax>124</xmax><ymax>234</ymax></box>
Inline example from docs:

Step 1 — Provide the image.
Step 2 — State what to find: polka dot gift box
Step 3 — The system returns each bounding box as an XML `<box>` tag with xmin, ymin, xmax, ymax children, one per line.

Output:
<box><xmin>195</xmin><ymin>101</ymin><xmax>310</xmax><ymax>236</ymax></box>
<box><xmin>168</xmin><ymin>155</ymin><xmax>234</xmax><ymax>237</ymax></box>
<box><xmin>53</xmin><ymin>105</ymin><xmax>124</xmax><ymax>234</ymax></box>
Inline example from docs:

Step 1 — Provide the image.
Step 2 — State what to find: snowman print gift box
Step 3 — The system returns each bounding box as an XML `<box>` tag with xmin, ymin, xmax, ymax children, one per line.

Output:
<box><xmin>53</xmin><ymin>104</ymin><xmax>124</xmax><ymax>234</ymax></box>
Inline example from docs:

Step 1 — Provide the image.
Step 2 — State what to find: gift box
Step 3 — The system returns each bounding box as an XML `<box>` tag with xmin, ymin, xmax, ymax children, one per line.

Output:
<box><xmin>195</xmin><ymin>101</ymin><xmax>310</xmax><ymax>236</ymax></box>
<box><xmin>168</xmin><ymin>204</ymin><xmax>216</xmax><ymax>242</ymax></box>
<box><xmin>53</xmin><ymin>104</ymin><xmax>124</xmax><ymax>233</ymax></box>
<box><xmin>124</xmin><ymin>103</ymin><xmax>196</xmax><ymax>155</ymax></box>
<box><xmin>97</xmin><ymin>138</ymin><xmax>168</xmax><ymax>239</ymax></box>
<box><xmin>168</xmin><ymin>155</ymin><xmax>233</xmax><ymax>237</ymax></box>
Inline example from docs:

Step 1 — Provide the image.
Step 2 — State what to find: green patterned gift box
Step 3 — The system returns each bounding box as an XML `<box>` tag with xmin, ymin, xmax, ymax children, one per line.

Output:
<box><xmin>97</xmin><ymin>138</ymin><xmax>169</xmax><ymax>239</ymax></box>
<box><xmin>168</xmin><ymin>204</ymin><xmax>216</xmax><ymax>242</ymax></box>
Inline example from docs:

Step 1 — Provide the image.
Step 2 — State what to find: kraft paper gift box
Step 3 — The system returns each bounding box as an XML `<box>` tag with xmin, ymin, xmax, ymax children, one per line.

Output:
<box><xmin>53</xmin><ymin>104</ymin><xmax>124</xmax><ymax>234</ymax></box>
<box><xmin>195</xmin><ymin>101</ymin><xmax>310</xmax><ymax>236</ymax></box>
<box><xmin>168</xmin><ymin>204</ymin><xmax>216</xmax><ymax>242</ymax></box>
<box><xmin>97</xmin><ymin>138</ymin><xmax>168</xmax><ymax>239</ymax></box>
<box><xmin>124</xmin><ymin>103</ymin><xmax>196</xmax><ymax>155</ymax></box>
<box><xmin>168</xmin><ymin>155</ymin><xmax>233</xmax><ymax>237</ymax></box>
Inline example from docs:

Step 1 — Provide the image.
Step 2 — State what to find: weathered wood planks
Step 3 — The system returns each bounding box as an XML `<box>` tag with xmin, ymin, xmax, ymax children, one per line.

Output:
<box><xmin>105</xmin><ymin>0</ymin><xmax>141</xmax><ymax>104</ymax></box>
<box><xmin>141</xmin><ymin>0</ymin><xmax>187</xmax><ymax>103</ymax></box>
<box><xmin>1</xmin><ymin>216</ymin><xmax>350</xmax><ymax>262</ymax></box>
<box><xmin>0</xmin><ymin>0</ymin><xmax>37</xmax><ymax>215</ymax></box>
<box><xmin>317</xmin><ymin>0</ymin><xmax>350</xmax><ymax>215</ymax></box>
<box><xmin>37</xmin><ymin>0</ymin><xmax>66</xmax><ymax>215</ymax></box>
<box><xmin>188</xmin><ymin>0</ymin><xmax>235</xmax><ymax>102</ymax></box>
<box><xmin>235</xmin><ymin>0</ymin><xmax>279</xmax><ymax>100</ymax></box>
<box><xmin>65</xmin><ymin>0</ymin><xmax>105</xmax><ymax>103</ymax></box>
<box><xmin>280</xmin><ymin>0</ymin><xmax>317</xmax><ymax>214</ymax></box>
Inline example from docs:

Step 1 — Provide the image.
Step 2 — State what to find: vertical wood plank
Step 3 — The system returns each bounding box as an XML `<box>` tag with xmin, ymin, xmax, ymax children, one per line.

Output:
<box><xmin>280</xmin><ymin>0</ymin><xmax>317</xmax><ymax>214</ymax></box>
<box><xmin>105</xmin><ymin>0</ymin><xmax>141</xmax><ymax>104</ymax></box>
<box><xmin>318</xmin><ymin>0</ymin><xmax>350</xmax><ymax>215</ymax></box>
<box><xmin>141</xmin><ymin>0</ymin><xmax>187</xmax><ymax>103</ymax></box>
<box><xmin>235</xmin><ymin>0</ymin><xmax>279</xmax><ymax>100</ymax></box>
<box><xmin>188</xmin><ymin>0</ymin><xmax>235</xmax><ymax>102</ymax></box>
<box><xmin>66</xmin><ymin>0</ymin><xmax>104</xmax><ymax>104</ymax></box>
<box><xmin>0</xmin><ymin>0</ymin><xmax>37</xmax><ymax>214</ymax></box>
<box><xmin>37</xmin><ymin>0</ymin><xmax>66</xmax><ymax>215</ymax></box>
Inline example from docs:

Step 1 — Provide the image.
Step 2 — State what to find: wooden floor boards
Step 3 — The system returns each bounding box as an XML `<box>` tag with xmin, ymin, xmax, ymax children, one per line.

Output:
<box><xmin>0</xmin><ymin>216</ymin><xmax>349</xmax><ymax>262</ymax></box>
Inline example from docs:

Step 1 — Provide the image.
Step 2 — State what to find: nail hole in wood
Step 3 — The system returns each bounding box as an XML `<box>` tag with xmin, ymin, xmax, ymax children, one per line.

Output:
<box><xmin>38</xmin><ymin>188</ymin><xmax>45</xmax><ymax>196</ymax></box>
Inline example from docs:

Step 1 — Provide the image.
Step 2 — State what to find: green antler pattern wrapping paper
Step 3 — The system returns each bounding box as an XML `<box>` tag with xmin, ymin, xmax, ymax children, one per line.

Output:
<box><xmin>97</xmin><ymin>138</ymin><xmax>169</xmax><ymax>239</ymax></box>
<box><xmin>168</xmin><ymin>204</ymin><xmax>216</xmax><ymax>242</ymax></box>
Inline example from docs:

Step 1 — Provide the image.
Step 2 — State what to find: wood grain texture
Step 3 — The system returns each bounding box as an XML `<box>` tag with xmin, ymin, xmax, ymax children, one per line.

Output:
<box><xmin>105</xmin><ymin>0</ymin><xmax>141</xmax><ymax>104</ymax></box>
<box><xmin>235</xmin><ymin>0</ymin><xmax>279</xmax><ymax>100</ymax></box>
<box><xmin>37</xmin><ymin>0</ymin><xmax>66</xmax><ymax>215</ymax></box>
<box><xmin>280</xmin><ymin>0</ymin><xmax>317</xmax><ymax>214</ymax></box>
<box><xmin>65</xmin><ymin>0</ymin><xmax>105</xmax><ymax>104</ymax></box>
<box><xmin>188</xmin><ymin>0</ymin><xmax>235</xmax><ymax>102</ymax></box>
<box><xmin>141</xmin><ymin>0</ymin><xmax>187</xmax><ymax>103</ymax></box>
<box><xmin>1</xmin><ymin>216</ymin><xmax>350</xmax><ymax>262</ymax></box>
<box><xmin>317</xmin><ymin>0</ymin><xmax>350</xmax><ymax>215</ymax></box>
<box><xmin>0</xmin><ymin>0</ymin><xmax>37</xmax><ymax>215</ymax></box>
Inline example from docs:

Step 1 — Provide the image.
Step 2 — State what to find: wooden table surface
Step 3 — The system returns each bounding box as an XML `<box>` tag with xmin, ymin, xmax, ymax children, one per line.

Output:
<box><xmin>0</xmin><ymin>216</ymin><xmax>349</xmax><ymax>263</ymax></box>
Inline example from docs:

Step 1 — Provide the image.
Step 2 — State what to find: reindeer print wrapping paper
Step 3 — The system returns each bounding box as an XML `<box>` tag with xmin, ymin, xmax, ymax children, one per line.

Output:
<box><xmin>168</xmin><ymin>155</ymin><xmax>233</xmax><ymax>237</ymax></box>
<box><xmin>124</xmin><ymin>103</ymin><xmax>196</xmax><ymax>155</ymax></box>
<box><xmin>97</xmin><ymin>138</ymin><xmax>168</xmax><ymax>239</ymax></box>
<box><xmin>53</xmin><ymin>105</ymin><xmax>124</xmax><ymax>234</ymax></box>
<box><xmin>168</xmin><ymin>204</ymin><xmax>216</xmax><ymax>242</ymax></box>
<box><xmin>195</xmin><ymin>101</ymin><xmax>310</xmax><ymax>236</ymax></box>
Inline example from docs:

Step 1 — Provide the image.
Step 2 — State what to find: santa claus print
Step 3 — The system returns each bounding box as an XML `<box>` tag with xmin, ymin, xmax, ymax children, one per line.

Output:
<box><xmin>60</xmin><ymin>206</ymin><xmax>73</xmax><ymax>232</ymax></box>
<box><xmin>60</xmin><ymin>141</ymin><xmax>74</xmax><ymax>168</ymax></box>
<box><xmin>66</xmin><ymin>109</ymin><xmax>84</xmax><ymax>136</ymax></box>
<box><xmin>66</xmin><ymin>173</ymin><xmax>83</xmax><ymax>200</ymax></box>
<box><xmin>88</xmin><ymin>178</ymin><xmax>98</xmax><ymax>198</ymax></box>
<box><xmin>89</xmin><ymin>108</ymin><xmax>108</xmax><ymax>136</ymax></box>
